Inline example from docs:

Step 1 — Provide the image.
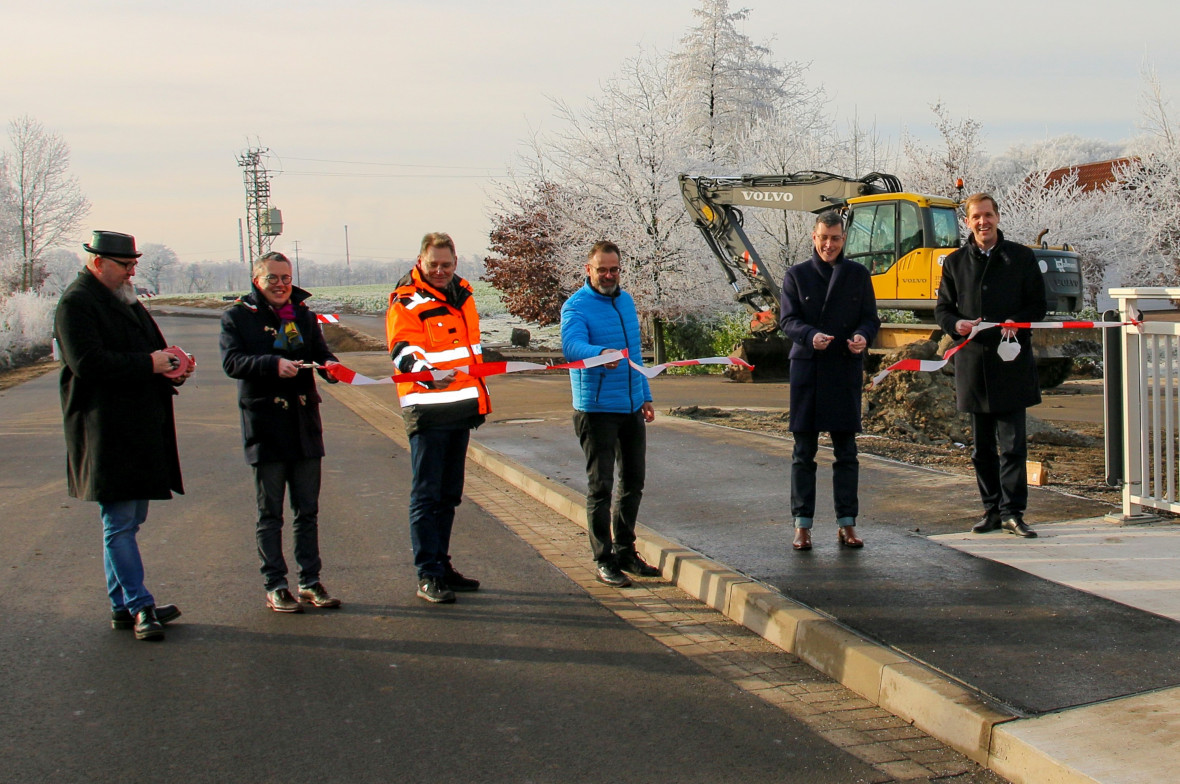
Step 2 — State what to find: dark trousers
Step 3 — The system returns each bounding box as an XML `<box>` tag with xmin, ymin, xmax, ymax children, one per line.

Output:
<box><xmin>574</xmin><ymin>411</ymin><xmax>646</xmax><ymax>565</ymax></box>
<box><xmin>408</xmin><ymin>427</ymin><xmax>470</xmax><ymax>578</ymax></box>
<box><xmin>971</xmin><ymin>410</ymin><xmax>1028</xmax><ymax>517</ymax></box>
<box><xmin>791</xmin><ymin>431</ymin><xmax>859</xmax><ymax>524</ymax></box>
<box><xmin>253</xmin><ymin>458</ymin><xmax>323</xmax><ymax>592</ymax></box>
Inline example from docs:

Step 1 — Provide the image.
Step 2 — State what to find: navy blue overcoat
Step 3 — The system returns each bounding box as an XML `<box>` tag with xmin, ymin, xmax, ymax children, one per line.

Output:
<box><xmin>780</xmin><ymin>253</ymin><xmax>880</xmax><ymax>433</ymax></box>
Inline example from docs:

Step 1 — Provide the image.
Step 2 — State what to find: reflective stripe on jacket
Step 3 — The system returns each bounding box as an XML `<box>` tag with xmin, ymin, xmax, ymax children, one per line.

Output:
<box><xmin>386</xmin><ymin>266</ymin><xmax>490</xmax><ymax>434</ymax></box>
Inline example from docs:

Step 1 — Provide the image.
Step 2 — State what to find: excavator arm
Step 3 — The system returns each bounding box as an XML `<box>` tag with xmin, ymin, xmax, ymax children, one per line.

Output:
<box><xmin>679</xmin><ymin>172</ymin><xmax>902</xmax><ymax>331</ymax></box>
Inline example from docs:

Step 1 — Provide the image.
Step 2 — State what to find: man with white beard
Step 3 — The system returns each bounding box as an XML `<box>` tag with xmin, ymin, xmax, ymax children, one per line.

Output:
<box><xmin>54</xmin><ymin>230</ymin><xmax>194</xmax><ymax>641</ymax></box>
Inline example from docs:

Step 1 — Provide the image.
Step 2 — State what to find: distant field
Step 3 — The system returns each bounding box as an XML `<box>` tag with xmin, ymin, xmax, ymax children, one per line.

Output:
<box><xmin>153</xmin><ymin>281</ymin><xmax>507</xmax><ymax>317</ymax></box>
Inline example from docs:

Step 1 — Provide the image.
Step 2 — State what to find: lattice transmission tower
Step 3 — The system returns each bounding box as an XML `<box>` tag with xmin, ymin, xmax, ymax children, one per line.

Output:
<box><xmin>237</xmin><ymin>146</ymin><xmax>282</xmax><ymax>265</ymax></box>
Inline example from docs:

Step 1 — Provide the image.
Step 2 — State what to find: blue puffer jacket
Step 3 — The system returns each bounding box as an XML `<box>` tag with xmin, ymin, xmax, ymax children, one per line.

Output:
<box><xmin>561</xmin><ymin>280</ymin><xmax>652</xmax><ymax>413</ymax></box>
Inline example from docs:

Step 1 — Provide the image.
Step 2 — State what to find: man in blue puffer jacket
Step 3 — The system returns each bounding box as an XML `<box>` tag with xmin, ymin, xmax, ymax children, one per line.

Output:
<box><xmin>561</xmin><ymin>241</ymin><xmax>660</xmax><ymax>588</ymax></box>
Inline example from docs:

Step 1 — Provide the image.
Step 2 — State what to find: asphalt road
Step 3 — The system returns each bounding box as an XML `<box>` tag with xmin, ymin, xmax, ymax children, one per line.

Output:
<box><xmin>1</xmin><ymin>315</ymin><xmax>898</xmax><ymax>784</ymax></box>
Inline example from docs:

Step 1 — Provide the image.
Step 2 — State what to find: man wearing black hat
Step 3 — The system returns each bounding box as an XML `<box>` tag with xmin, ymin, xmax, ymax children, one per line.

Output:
<box><xmin>54</xmin><ymin>230</ymin><xmax>194</xmax><ymax>641</ymax></box>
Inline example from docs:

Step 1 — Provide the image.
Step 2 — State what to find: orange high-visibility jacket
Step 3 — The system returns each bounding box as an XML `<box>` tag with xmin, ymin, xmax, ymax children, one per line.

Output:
<box><xmin>386</xmin><ymin>266</ymin><xmax>491</xmax><ymax>434</ymax></box>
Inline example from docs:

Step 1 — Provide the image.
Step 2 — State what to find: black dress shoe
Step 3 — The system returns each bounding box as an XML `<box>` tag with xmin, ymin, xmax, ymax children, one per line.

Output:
<box><xmin>1001</xmin><ymin>516</ymin><xmax>1038</xmax><ymax>538</ymax></box>
<box><xmin>112</xmin><ymin>603</ymin><xmax>181</xmax><ymax>630</ymax></box>
<box><xmin>617</xmin><ymin>551</ymin><xmax>660</xmax><ymax>577</ymax></box>
<box><xmin>133</xmin><ymin>606</ymin><xmax>165</xmax><ymax>641</ymax></box>
<box><xmin>971</xmin><ymin>513</ymin><xmax>1002</xmax><ymax>534</ymax></box>
<box><xmin>595</xmin><ymin>563</ymin><xmax>631</xmax><ymax>587</ymax></box>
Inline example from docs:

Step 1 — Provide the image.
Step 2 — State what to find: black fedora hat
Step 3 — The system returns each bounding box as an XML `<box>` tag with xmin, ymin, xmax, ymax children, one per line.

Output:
<box><xmin>82</xmin><ymin>230</ymin><xmax>142</xmax><ymax>259</ymax></box>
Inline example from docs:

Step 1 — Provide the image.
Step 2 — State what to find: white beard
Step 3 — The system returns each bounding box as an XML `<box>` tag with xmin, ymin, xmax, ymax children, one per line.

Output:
<box><xmin>114</xmin><ymin>282</ymin><xmax>138</xmax><ymax>305</ymax></box>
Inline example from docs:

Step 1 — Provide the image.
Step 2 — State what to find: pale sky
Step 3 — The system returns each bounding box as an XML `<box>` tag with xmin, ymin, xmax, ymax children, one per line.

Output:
<box><xmin>4</xmin><ymin>0</ymin><xmax>1178</xmax><ymax>269</ymax></box>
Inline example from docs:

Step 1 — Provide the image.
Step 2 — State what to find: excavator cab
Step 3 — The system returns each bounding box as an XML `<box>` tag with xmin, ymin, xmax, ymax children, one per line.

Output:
<box><xmin>843</xmin><ymin>193</ymin><xmax>961</xmax><ymax>308</ymax></box>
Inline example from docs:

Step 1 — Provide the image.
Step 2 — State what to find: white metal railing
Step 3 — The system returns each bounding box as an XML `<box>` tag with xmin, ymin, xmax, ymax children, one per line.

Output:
<box><xmin>1110</xmin><ymin>287</ymin><xmax>1180</xmax><ymax>517</ymax></box>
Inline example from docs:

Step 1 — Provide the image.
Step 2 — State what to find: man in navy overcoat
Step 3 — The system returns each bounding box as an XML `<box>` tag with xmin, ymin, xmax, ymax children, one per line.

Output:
<box><xmin>780</xmin><ymin>212</ymin><xmax>880</xmax><ymax>551</ymax></box>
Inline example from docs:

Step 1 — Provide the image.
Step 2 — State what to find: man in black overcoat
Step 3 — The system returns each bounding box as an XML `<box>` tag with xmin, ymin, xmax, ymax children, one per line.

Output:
<box><xmin>780</xmin><ymin>212</ymin><xmax>881</xmax><ymax>551</ymax></box>
<box><xmin>55</xmin><ymin>230</ymin><xmax>194</xmax><ymax>640</ymax></box>
<box><xmin>935</xmin><ymin>193</ymin><xmax>1047</xmax><ymax>538</ymax></box>
<box><xmin>220</xmin><ymin>251</ymin><xmax>343</xmax><ymax>612</ymax></box>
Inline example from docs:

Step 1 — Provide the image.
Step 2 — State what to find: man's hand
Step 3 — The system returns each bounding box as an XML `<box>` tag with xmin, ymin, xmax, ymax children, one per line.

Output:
<box><xmin>319</xmin><ymin>360</ymin><xmax>341</xmax><ymax>384</ymax></box>
<box><xmin>1000</xmin><ymin>319</ymin><xmax>1018</xmax><ymax>340</ymax></box>
<box><xmin>847</xmin><ymin>334</ymin><xmax>868</xmax><ymax>355</ymax></box>
<box><xmin>173</xmin><ymin>353</ymin><xmax>196</xmax><ymax>386</ymax></box>
<box><xmin>151</xmin><ymin>350</ymin><xmax>177</xmax><ymax>374</ymax></box>
<box><xmin>811</xmin><ymin>332</ymin><xmax>834</xmax><ymax>351</ymax></box>
<box><xmin>600</xmin><ymin>348</ymin><xmax>620</xmax><ymax>369</ymax></box>
<box><xmin>955</xmin><ymin>318</ymin><xmax>981</xmax><ymax>337</ymax></box>
<box><xmin>429</xmin><ymin>369</ymin><xmax>457</xmax><ymax>388</ymax></box>
<box><xmin>640</xmin><ymin>402</ymin><xmax>655</xmax><ymax>423</ymax></box>
<box><xmin>277</xmin><ymin>358</ymin><xmax>301</xmax><ymax>378</ymax></box>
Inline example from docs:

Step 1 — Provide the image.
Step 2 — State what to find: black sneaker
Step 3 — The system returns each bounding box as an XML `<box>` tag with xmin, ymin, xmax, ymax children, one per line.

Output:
<box><xmin>595</xmin><ymin>562</ymin><xmax>631</xmax><ymax>587</ymax></box>
<box><xmin>417</xmin><ymin>576</ymin><xmax>456</xmax><ymax>604</ymax></box>
<box><xmin>444</xmin><ymin>566</ymin><xmax>480</xmax><ymax>592</ymax></box>
<box><xmin>617</xmin><ymin>551</ymin><xmax>660</xmax><ymax>577</ymax></box>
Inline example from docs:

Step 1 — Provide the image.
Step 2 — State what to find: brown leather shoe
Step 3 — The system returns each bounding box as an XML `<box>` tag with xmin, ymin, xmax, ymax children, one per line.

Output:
<box><xmin>793</xmin><ymin>528</ymin><xmax>812</xmax><ymax>551</ymax></box>
<box><xmin>838</xmin><ymin>526</ymin><xmax>864</xmax><ymax>548</ymax></box>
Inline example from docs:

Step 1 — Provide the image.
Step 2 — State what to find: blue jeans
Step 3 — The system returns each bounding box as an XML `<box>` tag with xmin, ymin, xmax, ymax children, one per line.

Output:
<box><xmin>408</xmin><ymin>427</ymin><xmax>470</xmax><ymax>578</ymax></box>
<box><xmin>253</xmin><ymin>458</ymin><xmax>323</xmax><ymax>592</ymax></box>
<box><xmin>791</xmin><ymin>431</ymin><xmax>859</xmax><ymax>526</ymax></box>
<box><xmin>99</xmin><ymin>500</ymin><xmax>155</xmax><ymax>614</ymax></box>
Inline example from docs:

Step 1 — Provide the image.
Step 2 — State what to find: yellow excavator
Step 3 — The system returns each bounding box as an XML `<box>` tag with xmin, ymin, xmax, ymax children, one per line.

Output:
<box><xmin>679</xmin><ymin>172</ymin><xmax>1091</xmax><ymax>385</ymax></box>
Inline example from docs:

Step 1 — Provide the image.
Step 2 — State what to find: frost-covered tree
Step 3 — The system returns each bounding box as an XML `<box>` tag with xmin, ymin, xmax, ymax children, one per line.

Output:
<box><xmin>136</xmin><ymin>243</ymin><xmax>179</xmax><ymax>295</ymax></box>
<box><xmin>997</xmin><ymin>172</ymin><xmax>1125</xmax><ymax>307</ymax></box>
<box><xmin>537</xmin><ymin>51</ymin><xmax>718</xmax><ymax>322</ymax></box>
<box><xmin>670</xmin><ymin>0</ymin><xmax>820</xmax><ymax>166</ymax></box>
<box><xmin>2</xmin><ymin>116</ymin><xmax>89</xmax><ymax>292</ymax></box>
<box><xmin>38</xmin><ymin>248</ymin><xmax>82</xmax><ymax>295</ymax></box>
<box><xmin>899</xmin><ymin>102</ymin><xmax>988</xmax><ymax>196</ymax></box>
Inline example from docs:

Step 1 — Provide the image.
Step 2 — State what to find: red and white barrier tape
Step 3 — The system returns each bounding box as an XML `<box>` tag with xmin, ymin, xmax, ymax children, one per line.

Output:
<box><xmin>322</xmin><ymin>351</ymin><xmax>754</xmax><ymax>386</ymax></box>
<box><xmin>316</xmin><ymin>314</ymin><xmax>341</xmax><ymax>324</ymax></box>
<box><xmin>869</xmin><ymin>319</ymin><xmax>1141</xmax><ymax>387</ymax></box>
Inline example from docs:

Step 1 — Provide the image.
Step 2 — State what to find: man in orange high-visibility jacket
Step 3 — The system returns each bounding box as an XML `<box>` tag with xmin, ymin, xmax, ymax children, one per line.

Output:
<box><xmin>386</xmin><ymin>232</ymin><xmax>491</xmax><ymax>605</ymax></box>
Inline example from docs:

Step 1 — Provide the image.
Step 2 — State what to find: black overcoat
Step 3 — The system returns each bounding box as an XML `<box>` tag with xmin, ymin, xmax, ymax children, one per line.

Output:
<box><xmin>219</xmin><ymin>286</ymin><xmax>338</xmax><ymax>465</ymax></box>
<box><xmin>780</xmin><ymin>253</ymin><xmax>881</xmax><ymax>433</ymax></box>
<box><xmin>934</xmin><ymin>232</ymin><xmax>1047</xmax><ymax>413</ymax></box>
<box><xmin>54</xmin><ymin>270</ymin><xmax>184</xmax><ymax>502</ymax></box>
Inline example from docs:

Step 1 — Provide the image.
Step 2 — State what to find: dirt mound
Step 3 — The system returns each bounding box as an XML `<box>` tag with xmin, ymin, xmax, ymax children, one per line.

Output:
<box><xmin>863</xmin><ymin>341</ymin><xmax>971</xmax><ymax>445</ymax></box>
<box><xmin>862</xmin><ymin>341</ymin><xmax>1099</xmax><ymax>448</ymax></box>
<box><xmin>321</xmin><ymin>323</ymin><xmax>387</xmax><ymax>353</ymax></box>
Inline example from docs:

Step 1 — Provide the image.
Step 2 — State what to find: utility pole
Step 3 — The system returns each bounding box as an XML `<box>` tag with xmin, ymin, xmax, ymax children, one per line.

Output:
<box><xmin>236</xmin><ymin>146</ymin><xmax>282</xmax><ymax>266</ymax></box>
<box><xmin>292</xmin><ymin>240</ymin><xmax>301</xmax><ymax>286</ymax></box>
<box><xmin>344</xmin><ymin>224</ymin><xmax>351</xmax><ymax>284</ymax></box>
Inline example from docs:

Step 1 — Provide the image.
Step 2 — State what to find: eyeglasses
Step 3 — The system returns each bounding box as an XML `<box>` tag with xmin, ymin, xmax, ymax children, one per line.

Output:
<box><xmin>592</xmin><ymin>267</ymin><xmax>621</xmax><ymax>276</ymax></box>
<box><xmin>103</xmin><ymin>257</ymin><xmax>137</xmax><ymax>270</ymax></box>
<box><xmin>263</xmin><ymin>274</ymin><xmax>293</xmax><ymax>285</ymax></box>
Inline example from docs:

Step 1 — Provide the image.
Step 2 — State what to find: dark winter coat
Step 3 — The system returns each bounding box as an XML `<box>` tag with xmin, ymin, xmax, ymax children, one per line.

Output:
<box><xmin>54</xmin><ymin>269</ymin><xmax>184</xmax><ymax>502</ymax></box>
<box><xmin>780</xmin><ymin>253</ymin><xmax>880</xmax><ymax>433</ymax></box>
<box><xmin>935</xmin><ymin>231</ymin><xmax>1047</xmax><ymax>413</ymax></box>
<box><xmin>219</xmin><ymin>286</ymin><xmax>338</xmax><ymax>465</ymax></box>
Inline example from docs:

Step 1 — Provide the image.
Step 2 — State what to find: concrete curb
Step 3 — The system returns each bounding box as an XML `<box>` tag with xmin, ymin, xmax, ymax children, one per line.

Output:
<box><xmin>465</xmin><ymin>437</ymin><xmax>1018</xmax><ymax>769</ymax></box>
